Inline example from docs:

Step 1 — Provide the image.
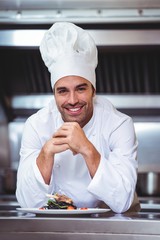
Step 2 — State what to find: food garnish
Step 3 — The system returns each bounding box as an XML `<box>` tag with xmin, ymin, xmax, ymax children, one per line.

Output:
<box><xmin>39</xmin><ymin>207</ymin><xmax>45</xmax><ymax>210</ymax></box>
<box><xmin>45</xmin><ymin>193</ymin><xmax>77</xmax><ymax>210</ymax></box>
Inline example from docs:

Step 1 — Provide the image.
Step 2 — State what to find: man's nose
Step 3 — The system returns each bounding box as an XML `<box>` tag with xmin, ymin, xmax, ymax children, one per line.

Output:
<box><xmin>68</xmin><ymin>92</ymin><xmax>78</xmax><ymax>105</ymax></box>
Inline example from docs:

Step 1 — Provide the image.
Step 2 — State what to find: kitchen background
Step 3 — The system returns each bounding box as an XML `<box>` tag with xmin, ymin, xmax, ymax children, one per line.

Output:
<box><xmin>0</xmin><ymin>0</ymin><xmax>160</xmax><ymax>197</ymax></box>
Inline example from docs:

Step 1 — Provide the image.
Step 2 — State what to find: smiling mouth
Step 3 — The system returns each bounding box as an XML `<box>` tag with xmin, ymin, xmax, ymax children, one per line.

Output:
<box><xmin>65</xmin><ymin>106</ymin><xmax>83</xmax><ymax>114</ymax></box>
<box><xmin>69</xmin><ymin>107</ymin><xmax>81</xmax><ymax>112</ymax></box>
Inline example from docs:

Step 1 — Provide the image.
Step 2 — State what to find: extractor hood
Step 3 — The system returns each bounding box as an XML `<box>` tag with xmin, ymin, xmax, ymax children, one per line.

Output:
<box><xmin>0</xmin><ymin>0</ymin><xmax>160</xmax><ymax>24</ymax></box>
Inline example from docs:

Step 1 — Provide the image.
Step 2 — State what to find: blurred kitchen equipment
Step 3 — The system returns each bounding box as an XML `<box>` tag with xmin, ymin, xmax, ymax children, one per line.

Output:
<box><xmin>136</xmin><ymin>172</ymin><xmax>160</xmax><ymax>197</ymax></box>
<box><xmin>0</xmin><ymin>0</ymin><xmax>160</xmax><ymax>24</ymax></box>
<box><xmin>4</xmin><ymin>168</ymin><xmax>17</xmax><ymax>194</ymax></box>
<box><xmin>0</xmin><ymin>170</ymin><xmax>4</xmax><ymax>194</ymax></box>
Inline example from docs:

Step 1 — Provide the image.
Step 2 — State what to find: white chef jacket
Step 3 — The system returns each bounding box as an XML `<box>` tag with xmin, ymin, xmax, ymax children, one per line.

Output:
<box><xmin>16</xmin><ymin>95</ymin><xmax>138</xmax><ymax>213</ymax></box>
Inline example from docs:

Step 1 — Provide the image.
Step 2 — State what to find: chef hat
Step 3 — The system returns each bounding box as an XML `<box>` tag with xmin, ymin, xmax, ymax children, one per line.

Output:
<box><xmin>39</xmin><ymin>22</ymin><xmax>98</xmax><ymax>89</ymax></box>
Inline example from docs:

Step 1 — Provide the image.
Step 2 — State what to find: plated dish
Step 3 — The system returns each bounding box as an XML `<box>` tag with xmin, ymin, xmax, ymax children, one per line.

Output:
<box><xmin>16</xmin><ymin>207</ymin><xmax>110</xmax><ymax>215</ymax></box>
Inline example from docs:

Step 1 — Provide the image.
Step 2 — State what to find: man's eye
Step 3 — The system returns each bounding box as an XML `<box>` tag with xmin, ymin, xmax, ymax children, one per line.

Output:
<box><xmin>57</xmin><ymin>89</ymin><xmax>67</xmax><ymax>94</ymax></box>
<box><xmin>78</xmin><ymin>87</ymin><xmax>86</xmax><ymax>92</ymax></box>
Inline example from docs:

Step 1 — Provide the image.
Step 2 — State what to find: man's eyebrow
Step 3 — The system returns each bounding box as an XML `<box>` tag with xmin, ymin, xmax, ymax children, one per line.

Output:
<box><xmin>56</xmin><ymin>83</ymin><xmax>89</xmax><ymax>91</ymax></box>
<box><xmin>76</xmin><ymin>83</ymin><xmax>89</xmax><ymax>88</ymax></box>
<box><xmin>56</xmin><ymin>86</ymin><xmax>67</xmax><ymax>91</ymax></box>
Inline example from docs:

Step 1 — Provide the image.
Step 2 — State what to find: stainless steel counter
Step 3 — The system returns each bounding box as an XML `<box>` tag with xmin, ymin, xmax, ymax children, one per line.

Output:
<box><xmin>1</xmin><ymin>195</ymin><xmax>160</xmax><ymax>239</ymax></box>
<box><xmin>0</xmin><ymin>208</ymin><xmax>160</xmax><ymax>240</ymax></box>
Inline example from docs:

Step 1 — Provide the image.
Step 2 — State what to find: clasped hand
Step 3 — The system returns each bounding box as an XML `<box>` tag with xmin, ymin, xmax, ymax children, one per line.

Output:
<box><xmin>51</xmin><ymin>122</ymin><xmax>90</xmax><ymax>156</ymax></box>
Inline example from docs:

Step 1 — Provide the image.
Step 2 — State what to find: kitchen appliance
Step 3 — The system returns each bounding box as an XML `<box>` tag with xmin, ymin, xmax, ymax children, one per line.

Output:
<box><xmin>0</xmin><ymin>0</ymin><xmax>160</xmax><ymax>24</ymax></box>
<box><xmin>137</xmin><ymin>172</ymin><xmax>160</xmax><ymax>197</ymax></box>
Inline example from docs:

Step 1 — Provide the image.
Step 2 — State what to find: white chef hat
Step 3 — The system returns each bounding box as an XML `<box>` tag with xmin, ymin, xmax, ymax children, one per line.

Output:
<box><xmin>39</xmin><ymin>22</ymin><xmax>98</xmax><ymax>89</ymax></box>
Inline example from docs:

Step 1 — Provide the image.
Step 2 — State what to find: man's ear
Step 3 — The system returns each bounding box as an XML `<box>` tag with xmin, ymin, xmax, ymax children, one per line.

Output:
<box><xmin>92</xmin><ymin>86</ymin><xmax>96</xmax><ymax>97</ymax></box>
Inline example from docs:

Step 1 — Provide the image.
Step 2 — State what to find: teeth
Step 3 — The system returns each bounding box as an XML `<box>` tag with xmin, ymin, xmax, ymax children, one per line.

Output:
<box><xmin>69</xmin><ymin>108</ymin><xmax>80</xmax><ymax>112</ymax></box>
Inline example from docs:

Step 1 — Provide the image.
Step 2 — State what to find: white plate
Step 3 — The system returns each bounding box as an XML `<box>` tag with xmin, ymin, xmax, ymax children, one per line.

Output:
<box><xmin>16</xmin><ymin>207</ymin><xmax>110</xmax><ymax>215</ymax></box>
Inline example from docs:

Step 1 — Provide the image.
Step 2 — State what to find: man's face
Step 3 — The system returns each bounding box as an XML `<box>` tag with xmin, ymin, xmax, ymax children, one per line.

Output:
<box><xmin>54</xmin><ymin>76</ymin><xmax>95</xmax><ymax>128</ymax></box>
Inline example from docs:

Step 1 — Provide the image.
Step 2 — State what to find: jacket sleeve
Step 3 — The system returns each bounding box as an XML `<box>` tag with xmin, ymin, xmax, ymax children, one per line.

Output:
<box><xmin>16</xmin><ymin>117</ymin><xmax>54</xmax><ymax>208</ymax></box>
<box><xmin>87</xmin><ymin>117</ymin><xmax>138</xmax><ymax>213</ymax></box>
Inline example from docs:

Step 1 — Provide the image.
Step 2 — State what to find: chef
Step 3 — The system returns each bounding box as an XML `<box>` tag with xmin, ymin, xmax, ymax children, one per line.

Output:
<box><xmin>16</xmin><ymin>22</ymin><xmax>140</xmax><ymax>213</ymax></box>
